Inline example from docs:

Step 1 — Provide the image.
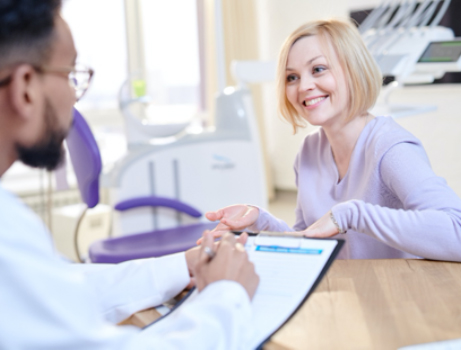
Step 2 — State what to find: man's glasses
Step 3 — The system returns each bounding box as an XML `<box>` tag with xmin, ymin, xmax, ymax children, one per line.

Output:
<box><xmin>0</xmin><ymin>63</ymin><xmax>94</xmax><ymax>101</ymax></box>
<box><xmin>35</xmin><ymin>64</ymin><xmax>94</xmax><ymax>101</ymax></box>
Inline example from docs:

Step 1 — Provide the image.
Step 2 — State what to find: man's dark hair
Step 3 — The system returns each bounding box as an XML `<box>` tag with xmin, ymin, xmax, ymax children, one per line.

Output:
<box><xmin>0</xmin><ymin>0</ymin><xmax>62</xmax><ymax>69</ymax></box>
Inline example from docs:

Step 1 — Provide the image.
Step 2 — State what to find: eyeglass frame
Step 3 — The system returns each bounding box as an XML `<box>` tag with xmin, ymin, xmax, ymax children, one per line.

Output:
<box><xmin>0</xmin><ymin>63</ymin><xmax>94</xmax><ymax>101</ymax></box>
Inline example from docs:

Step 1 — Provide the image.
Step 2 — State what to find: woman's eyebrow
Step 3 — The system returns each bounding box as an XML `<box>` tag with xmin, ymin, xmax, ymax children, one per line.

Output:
<box><xmin>286</xmin><ymin>55</ymin><xmax>325</xmax><ymax>71</ymax></box>
<box><xmin>307</xmin><ymin>55</ymin><xmax>324</xmax><ymax>65</ymax></box>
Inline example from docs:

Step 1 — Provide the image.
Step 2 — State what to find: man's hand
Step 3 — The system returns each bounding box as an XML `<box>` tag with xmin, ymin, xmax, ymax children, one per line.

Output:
<box><xmin>190</xmin><ymin>231</ymin><xmax>259</xmax><ymax>300</ymax></box>
<box><xmin>185</xmin><ymin>231</ymin><xmax>249</xmax><ymax>287</ymax></box>
<box><xmin>197</xmin><ymin>205</ymin><xmax>260</xmax><ymax>244</ymax></box>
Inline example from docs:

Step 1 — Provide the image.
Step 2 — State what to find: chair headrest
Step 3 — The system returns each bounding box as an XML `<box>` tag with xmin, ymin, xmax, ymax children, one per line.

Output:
<box><xmin>66</xmin><ymin>108</ymin><xmax>101</xmax><ymax>208</ymax></box>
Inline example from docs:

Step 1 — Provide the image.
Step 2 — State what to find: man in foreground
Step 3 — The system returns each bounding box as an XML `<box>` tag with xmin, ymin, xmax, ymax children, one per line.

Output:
<box><xmin>0</xmin><ymin>1</ymin><xmax>259</xmax><ymax>348</ymax></box>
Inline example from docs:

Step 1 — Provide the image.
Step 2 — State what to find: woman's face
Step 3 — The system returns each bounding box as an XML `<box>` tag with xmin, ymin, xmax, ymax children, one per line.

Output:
<box><xmin>285</xmin><ymin>35</ymin><xmax>349</xmax><ymax>128</ymax></box>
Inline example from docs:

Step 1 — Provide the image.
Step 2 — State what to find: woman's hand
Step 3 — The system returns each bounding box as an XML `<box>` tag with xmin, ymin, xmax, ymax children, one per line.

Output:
<box><xmin>294</xmin><ymin>210</ymin><xmax>339</xmax><ymax>238</ymax></box>
<box><xmin>197</xmin><ymin>205</ymin><xmax>259</xmax><ymax>244</ymax></box>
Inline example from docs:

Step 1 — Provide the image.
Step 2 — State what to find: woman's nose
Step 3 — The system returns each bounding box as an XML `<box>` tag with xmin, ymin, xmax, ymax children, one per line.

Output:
<box><xmin>298</xmin><ymin>75</ymin><xmax>315</xmax><ymax>92</ymax></box>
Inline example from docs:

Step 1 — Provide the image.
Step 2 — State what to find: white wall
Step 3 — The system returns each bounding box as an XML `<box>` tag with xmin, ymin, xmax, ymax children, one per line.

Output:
<box><xmin>392</xmin><ymin>85</ymin><xmax>461</xmax><ymax>197</ymax></box>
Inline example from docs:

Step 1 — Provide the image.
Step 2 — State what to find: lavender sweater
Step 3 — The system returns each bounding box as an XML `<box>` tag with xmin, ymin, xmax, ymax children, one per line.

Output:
<box><xmin>251</xmin><ymin>116</ymin><xmax>461</xmax><ymax>260</ymax></box>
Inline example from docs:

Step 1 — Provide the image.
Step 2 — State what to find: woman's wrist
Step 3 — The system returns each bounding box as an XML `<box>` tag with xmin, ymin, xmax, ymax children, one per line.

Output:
<box><xmin>330</xmin><ymin>211</ymin><xmax>346</xmax><ymax>234</ymax></box>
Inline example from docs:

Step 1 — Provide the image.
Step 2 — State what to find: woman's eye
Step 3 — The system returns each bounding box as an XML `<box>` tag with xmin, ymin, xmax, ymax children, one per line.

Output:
<box><xmin>286</xmin><ymin>74</ymin><xmax>297</xmax><ymax>82</ymax></box>
<box><xmin>313</xmin><ymin>66</ymin><xmax>326</xmax><ymax>74</ymax></box>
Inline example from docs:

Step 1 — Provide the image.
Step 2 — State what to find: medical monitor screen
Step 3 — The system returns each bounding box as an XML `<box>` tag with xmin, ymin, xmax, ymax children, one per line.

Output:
<box><xmin>418</xmin><ymin>41</ymin><xmax>461</xmax><ymax>63</ymax></box>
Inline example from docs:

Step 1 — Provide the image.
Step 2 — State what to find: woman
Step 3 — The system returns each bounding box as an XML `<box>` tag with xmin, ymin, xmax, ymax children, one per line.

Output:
<box><xmin>204</xmin><ymin>18</ymin><xmax>461</xmax><ymax>261</ymax></box>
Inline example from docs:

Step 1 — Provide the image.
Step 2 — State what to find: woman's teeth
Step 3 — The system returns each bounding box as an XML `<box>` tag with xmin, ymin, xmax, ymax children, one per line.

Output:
<box><xmin>304</xmin><ymin>96</ymin><xmax>326</xmax><ymax>106</ymax></box>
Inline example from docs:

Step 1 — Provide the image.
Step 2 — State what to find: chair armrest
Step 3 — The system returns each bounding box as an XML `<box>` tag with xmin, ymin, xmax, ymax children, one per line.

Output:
<box><xmin>114</xmin><ymin>196</ymin><xmax>202</xmax><ymax>218</ymax></box>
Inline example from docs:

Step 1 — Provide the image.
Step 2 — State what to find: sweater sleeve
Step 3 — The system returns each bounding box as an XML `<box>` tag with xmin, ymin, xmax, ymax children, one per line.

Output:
<box><xmin>332</xmin><ymin>142</ymin><xmax>461</xmax><ymax>261</ymax></box>
<box><xmin>247</xmin><ymin>206</ymin><xmax>293</xmax><ymax>232</ymax></box>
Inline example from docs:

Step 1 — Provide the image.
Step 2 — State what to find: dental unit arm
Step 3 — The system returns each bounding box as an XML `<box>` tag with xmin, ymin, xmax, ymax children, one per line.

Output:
<box><xmin>360</xmin><ymin>0</ymin><xmax>460</xmax><ymax>84</ymax></box>
<box><xmin>361</xmin><ymin>0</ymin><xmax>461</xmax><ymax>117</ymax></box>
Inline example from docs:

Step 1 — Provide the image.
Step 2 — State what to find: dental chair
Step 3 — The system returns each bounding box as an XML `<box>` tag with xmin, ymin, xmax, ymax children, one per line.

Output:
<box><xmin>66</xmin><ymin>108</ymin><xmax>216</xmax><ymax>263</ymax></box>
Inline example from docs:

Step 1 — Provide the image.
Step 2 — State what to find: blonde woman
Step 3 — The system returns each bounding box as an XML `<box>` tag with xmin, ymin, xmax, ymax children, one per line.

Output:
<box><xmin>204</xmin><ymin>18</ymin><xmax>461</xmax><ymax>261</ymax></box>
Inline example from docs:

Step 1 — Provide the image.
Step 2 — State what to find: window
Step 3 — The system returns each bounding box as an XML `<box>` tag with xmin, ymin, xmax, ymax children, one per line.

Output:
<box><xmin>61</xmin><ymin>0</ymin><xmax>202</xmax><ymax>124</ymax></box>
<box><xmin>62</xmin><ymin>0</ymin><xmax>127</xmax><ymax>111</ymax></box>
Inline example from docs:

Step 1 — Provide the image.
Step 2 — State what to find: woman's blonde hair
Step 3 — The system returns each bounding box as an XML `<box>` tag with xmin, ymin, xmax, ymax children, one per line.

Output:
<box><xmin>277</xmin><ymin>18</ymin><xmax>382</xmax><ymax>133</ymax></box>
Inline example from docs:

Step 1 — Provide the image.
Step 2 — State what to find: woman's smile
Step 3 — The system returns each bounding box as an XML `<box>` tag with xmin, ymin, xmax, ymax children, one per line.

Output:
<box><xmin>302</xmin><ymin>95</ymin><xmax>329</xmax><ymax>108</ymax></box>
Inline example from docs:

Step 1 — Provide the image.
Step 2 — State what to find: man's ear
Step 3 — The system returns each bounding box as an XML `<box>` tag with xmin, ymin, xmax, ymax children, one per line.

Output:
<box><xmin>8</xmin><ymin>64</ymin><xmax>43</xmax><ymax>121</ymax></box>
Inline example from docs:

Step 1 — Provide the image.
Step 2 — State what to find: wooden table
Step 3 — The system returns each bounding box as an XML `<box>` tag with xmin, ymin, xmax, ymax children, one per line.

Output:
<box><xmin>266</xmin><ymin>259</ymin><xmax>461</xmax><ymax>350</ymax></box>
<box><xmin>126</xmin><ymin>259</ymin><xmax>461</xmax><ymax>349</ymax></box>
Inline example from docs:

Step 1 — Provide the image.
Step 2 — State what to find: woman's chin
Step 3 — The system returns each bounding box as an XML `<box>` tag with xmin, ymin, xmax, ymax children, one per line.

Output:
<box><xmin>301</xmin><ymin>114</ymin><xmax>329</xmax><ymax>127</ymax></box>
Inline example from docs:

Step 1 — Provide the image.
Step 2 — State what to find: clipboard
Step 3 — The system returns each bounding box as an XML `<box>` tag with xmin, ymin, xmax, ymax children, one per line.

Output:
<box><xmin>144</xmin><ymin>232</ymin><xmax>344</xmax><ymax>349</ymax></box>
<box><xmin>252</xmin><ymin>233</ymin><xmax>343</xmax><ymax>349</ymax></box>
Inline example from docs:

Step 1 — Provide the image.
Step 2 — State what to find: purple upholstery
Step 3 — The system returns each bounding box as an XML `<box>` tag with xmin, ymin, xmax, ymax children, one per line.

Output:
<box><xmin>89</xmin><ymin>222</ymin><xmax>216</xmax><ymax>263</ymax></box>
<box><xmin>66</xmin><ymin>108</ymin><xmax>213</xmax><ymax>263</ymax></box>
<box><xmin>66</xmin><ymin>108</ymin><xmax>101</xmax><ymax>208</ymax></box>
<box><xmin>115</xmin><ymin>196</ymin><xmax>202</xmax><ymax>217</ymax></box>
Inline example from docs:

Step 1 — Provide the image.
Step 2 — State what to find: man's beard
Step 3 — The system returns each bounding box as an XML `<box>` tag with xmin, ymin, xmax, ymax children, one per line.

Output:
<box><xmin>15</xmin><ymin>100</ymin><xmax>69</xmax><ymax>171</ymax></box>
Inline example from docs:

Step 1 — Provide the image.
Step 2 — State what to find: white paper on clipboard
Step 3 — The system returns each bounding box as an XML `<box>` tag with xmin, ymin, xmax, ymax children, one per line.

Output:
<box><xmin>175</xmin><ymin>235</ymin><xmax>341</xmax><ymax>349</ymax></box>
<box><xmin>245</xmin><ymin>235</ymin><xmax>339</xmax><ymax>348</ymax></box>
<box><xmin>254</xmin><ymin>231</ymin><xmax>302</xmax><ymax>248</ymax></box>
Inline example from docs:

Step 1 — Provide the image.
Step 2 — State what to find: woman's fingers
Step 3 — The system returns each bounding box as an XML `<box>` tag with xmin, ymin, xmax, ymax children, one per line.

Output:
<box><xmin>221</xmin><ymin>205</ymin><xmax>259</xmax><ymax>229</ymax></box>
<box><xmin>299</xmin><ymin>227</ymin><xmax>330</xmax><ymax>238</ymax></box>
<box><xmin>205</xmin><ymin>209</ymin><xmax>223</xmax><ymax>222</ymax></box>
<box><xmin>284</xmin><ymin>231</ymin><xmax>304</xmax><ymax>237</ymax></box>
<box><xmin>196</xmin><ymin>229</ymin><xmax>228</xmax><ymax>245</ymax></box>
<box><xmin>196</xmin><ymin>213</ymin><xmax>234</xmax><ymax>245</ymax></box>
<box><xmin>213</xmin><ymin>221</ymin><xmax>233</xmax><ymax>232</ymax></box>
<box><xmin>221</xmin><ymin>217</ymin><xmax>250</xmax><ymax>230</ymax></box>
<box><xmin>299</xmin><ymin>229</ymin><xmax>318</xmax><ymax>238</ymax></box>
<box><xmin>200</xmin><ymin>206</ymin><xmax>259</xmax><ymax>245</ymax></box>
<box><xmin>197</xmin><ymin>230</ymin><xmax>248</xmax><ymax>247</ymax></box>
<box><xmin>236</xmin><ymin>232</ymin><xmax>249</xmax><ymax>245</ymax></box>
<box><xmin>289</xmin><ymin>210</ymin><xmax>340</xmax><ymax>239</ymax></box>
<box><xmin>287</xmin><ymin>229</ymin><xmax>325</xmax><ymax>238</ymax></box>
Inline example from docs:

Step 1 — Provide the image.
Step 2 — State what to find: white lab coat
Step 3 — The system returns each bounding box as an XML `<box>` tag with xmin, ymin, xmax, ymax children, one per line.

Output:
<box><xmin>0</xmin><ymin>184</ymin><xmax>252</xmax><ymax>349</ymax></box>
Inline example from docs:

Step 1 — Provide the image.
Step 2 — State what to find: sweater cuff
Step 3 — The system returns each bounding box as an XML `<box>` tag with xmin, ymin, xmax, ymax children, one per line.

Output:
<box><xmin>331</xmin><ymin>201</ymin><xmax>354</xmax><ymax>234</ymax></box>
<box><xmin>246</xmin><ymin>206</ymin><xmax>268</xmax><ymax>232</ymax></box>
